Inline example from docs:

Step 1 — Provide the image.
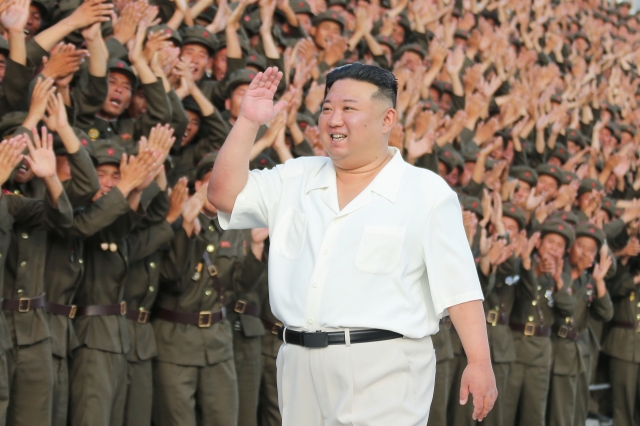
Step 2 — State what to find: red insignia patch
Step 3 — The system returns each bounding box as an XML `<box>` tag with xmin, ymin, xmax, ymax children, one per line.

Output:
<box><xmin>167</xmin><ymin>29</ymin><xmax>171</xmax><ymax>34</ymax></box>
<box><xmin>300</xmin><ymin>122</ymin><xmax>307</xmax><ymax>128</ymax></box>
<box><xmin>220</xmin><ymin>241</ymin><xmax>231</xmax><ymax>248</ymax></box>
<box><xmin>562</xmin><ymin>214</ymin><xmax>567</xmax><ymax>219</ymax></box>
<box><xmin>249</xmin><ymin>73</ymin><xmax>256</xmax><ymax>79</ymax></box>
<box><xmin>570</xmin><ymin>131</ymin><xmax>575</xmax><ymax>136</ymax></box>
<box><xmin>550</xmin><ymin>167</ymin><xmax>556</xmax><ymax>172</ymax></box>
<box><xmin>567</xmin><ymin>176</ymin><xmax>572</xmax><ymax>181</ymax></box>
<box><xmin>299</xmin><ymin>2</ymin><xmax>304</xmax><ymax>6</ymax></box>
<box><xmin>589</xmin><ymin>228</ymin><xmax>595</xmax><ymax>233</ymax></box>
<box><xmin>121</xmin><ymin>134</ymin><xmax>131</xmax><ymax>141</ymax></box>
<box><xmin>559</xmin><ymin>149</ymin><xmax>565</xmax><ymax>154</ymax></box>
<box><xmin>525</xmin><ymin>172</ymin><xmax>530</xmax><ymax>177</ymax></box>
<box><xmin>107</xmin><ymin>148</ymin><xmax>114</xmax><ymax>156</ymax></box>
<box><xmin>510</xmin><ymin>207</ymin><xmax>515</xmax><ymax>212</ymax></box>
<box><xmin>591</xmin><ymin>182</ymin><xmax>596</xmax><ymax>188</ymax></box>
<box><xmin>117</xmin><ymin>62</ymin><xmax>124</xmax><ymax>68</ymax></box>
<box><xmin>81</xmin><ymin>139</ymin><xmax>87</xmax><ymax>146</ymax></box>
<box><xmin>260</xmin><ymin>159</ymin><xmax>267</xmax><ymax>165</ymax></box>
<box><xmin>472</xmin><ymin>202</ymin><xmax>478</xmax><ymax>208</ymax></box>
<box><xmin>250</xmin><ymin>55</ymin><xmax>256</xmax><ymax>60</ymax></box>
<box><xmin>244</xmin><ymin>16</ymin><xmax>250</xmax><ymax>21</ymax></box>
<box><xmin>558</xmin><ymin>224</ymin><xmax>564</xmax><ymax>230</ymax></box>
<box><xmin>203</xmin><ymin>31</ymin><xmax>209</xmax><ymax>37</ymax></box>
<box><xmin>605</xmin><ymin>201</ymin><xmax>611</xmax><ymax>206</ymax></box>
<box><xmin>444</xmin><ymin>151</ymin><xmax>450</xmax><ymax>156</ymax></box>
<box><xmin>332</xmin><ymin>13</ymin><xmax>337</xmax><ymax>18</ymax></box>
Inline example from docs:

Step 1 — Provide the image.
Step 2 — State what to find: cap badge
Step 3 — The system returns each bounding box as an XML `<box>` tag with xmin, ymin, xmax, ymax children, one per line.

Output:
<box><xmin>107</xmin><ymin>148</ymin><xmax>115</xmax><ymax>156</ymax></box>
<box><xmin>121</xmin><ymin>133</ymin><xmax>131</xmax><ymax>141</ymax></box>
<box><xmin>558</xmin><ymin>225</ymin><xmax>564</xmax><ymax>230</ymax></box>
<box><xmin>220</xmin><ymin>241</ymin><xmax>231</xmax><ymax>248</ymax></box>
<box><xmin>88</xmin><ymin>128</ymin><xmax>100</xmax><ymax>139</ymax></box>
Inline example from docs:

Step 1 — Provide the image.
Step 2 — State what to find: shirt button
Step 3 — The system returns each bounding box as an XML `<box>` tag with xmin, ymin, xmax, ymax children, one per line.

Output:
<box><xmin>17</xmin><ymin>289</ymin><xmax>23</xmax><ymax>294</ymax></box>
<box><xmin>532</xmin><ymin>300</ymin><xmax>537</xmax><ymax>306</ymax></box>
<box><xmin>149</xmin><ymin>262</ymin><xmax>156</xmax><ymax>269</ymax></box>
<box><xmin>205</xmin><ymin>290</ymin><xmax>212</xmax><ymax>296</ymax></box>
<box><xmin>148</xmin><ymin>286</ymin><xmax>155</xmax><ymax>292</ymax></box>
<box><xmin>21</xmin><ymin>233</ymin><xmax>28</xmax><ymax>239</ymax></box>
<box><xmin>208</xmin><ymin>225</ymin><xmax>214</xmax><ymax>232</ymax></box>
<box><xmin>78</xmin><ymin>259</ymin><xmax>83</xmax><ymax>264</ymax></box>
<box><xmin>20</xmin><ymin>261</ymin><xmax>26</xmax><ymax>267</ymax></box>
<box><xmin>207</xmin><ymin>244</ymin><xmax>215</xmax><ymax>253</ymax></box>
<box><xmin>308</xmin><ymin>318</ymin><xmax>314</xmax><ymax>324</ymax></box>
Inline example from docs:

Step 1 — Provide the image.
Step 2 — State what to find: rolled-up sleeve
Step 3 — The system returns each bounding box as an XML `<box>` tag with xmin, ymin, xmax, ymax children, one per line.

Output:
<box><xmin>218</xmin><ymin>165</ymin><xmax>284</xmax><ymax>230</ymax></box>
<box><xmin>422</xmin><ymin>190</ymin><xmax>483</xmax><ymax>316</ymax></box>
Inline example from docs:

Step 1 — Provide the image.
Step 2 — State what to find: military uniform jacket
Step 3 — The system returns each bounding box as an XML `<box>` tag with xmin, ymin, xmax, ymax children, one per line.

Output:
<box><xmin>72</xmin><ymin>188</ymin><xmax>149</xmax><ymax>354</ymax></box>
<box><xmin>510</xmin><ymin>260</ymin><xmax>576</xmax><ymax>368</ymax></box>
<box><xmin>3</xmin><ymin>191</ymin><xmax>73</xmax><ymax>347</ymax></box>
<box><xmin>480</xmin><ymin>258</ymin><xmax>518</xmax><ymax>364</ymax></box>
<box><xmin>154</xmin><ymin>215</ymin><xmax>265</xmax><ymax>367</ymax></box>
<box><xmin>198</xmin><ymin>57</ymin><xmax>246</xmax><ymax>112</ymax></box>
<box><xmin>551</xmin><ymin>273</ymin><xmax>613</xmax><ymax>376</ymax></box>
<box><xmin>602</xmin><ymin>261</ymin><xmax>640</xmax><ymax>363</ymax></box>
<box><xmin>74</xmin><ymin>71</ymin><xmax>172</xmax><ymax>150</ymax></box>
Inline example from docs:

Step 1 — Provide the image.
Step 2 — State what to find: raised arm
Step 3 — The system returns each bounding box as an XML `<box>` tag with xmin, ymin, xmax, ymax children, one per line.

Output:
<box><xmin>208</xmin><ymin>67</ymin><xmax>287</xmax><ymax>213</ymax></box>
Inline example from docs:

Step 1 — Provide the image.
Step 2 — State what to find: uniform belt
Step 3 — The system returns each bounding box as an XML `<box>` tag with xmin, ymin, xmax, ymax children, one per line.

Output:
<box><xmin>232</xmin><ymin>299</ymin><xmax>260</xmax><ymax>317</ymax></box>
<box><xmin>612</xmin><ymin>321</ymin><xmax>640</xmax><ymax>333</ymax></box>
<box><xmin>2</xmin><ymin>294</ymin><xmax>46</xmax><ymax>312</ymax></box>
<box><xmin>262</xmin><ymin>319</ymin><xmax>283</xmax><ymax>335</ymax></box>
<box><xmin>552</xmin><ymin>324</ymin><xmax>579</xmax><ymax>341</ymax></box>
<box><xmin>45</xmin><ymin>302</ymin><xmax>78</xmax><ymax>319</ymax></box>
<box><xmin>510</xmin><ymin>322</ymin><xmax>551</xmax><ymax>337</ymax></box>
<box><xmin>75</xmin><ymin>301</ymin><xmax>127</xmax><ymax>317</ymax></box>
<box><xmin>125</xmin><ymin>308</ymin><xmax>151</xmax><ymax>324</ymax></box>
<box><xmin>486</xmin><ymin>310</ymin><xmax>510</xmax><ymax>326</ymax></box>
<box><xmin>278</xmin><ymin>328</ymin><xmax>403</xmax><ymax>348</ymax></box>
<box><xmin>155</xmin><ymin>307</ymin><xmax>224</xmax><ymax>328</ymax></box>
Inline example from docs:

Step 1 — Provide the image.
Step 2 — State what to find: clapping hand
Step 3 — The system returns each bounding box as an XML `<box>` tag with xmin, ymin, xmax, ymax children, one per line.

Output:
<box><xmin>240</xmin><ymin>67</ymin><xmax>288</xmax><ymax>126</ymax></box>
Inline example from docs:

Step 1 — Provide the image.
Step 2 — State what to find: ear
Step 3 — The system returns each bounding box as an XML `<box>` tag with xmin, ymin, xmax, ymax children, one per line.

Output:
<box><xmin>224</xmin><ymin>98</ymin><xmax>231</xmax><ymax>111</ymax></box>
<box><xmin>535</xmin><ymin>238</ymin><xmax>542</xmax><ymax>250</ymax></box>
<box><xmin>381</xmin><ymin>108</ymin><xmax>397</xmax><ymax>133</ymax></box>
<box><xmin>194</xmin><ymin>180</ymin><xmax>202</xmax><ymax>191</ymax></box>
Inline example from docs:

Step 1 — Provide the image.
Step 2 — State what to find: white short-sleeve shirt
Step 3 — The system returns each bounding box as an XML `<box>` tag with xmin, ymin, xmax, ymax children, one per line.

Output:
<box><xmin>219</xmin><ymin>148</ymin><xmax>483</xmax><ymax>338</ymax></box>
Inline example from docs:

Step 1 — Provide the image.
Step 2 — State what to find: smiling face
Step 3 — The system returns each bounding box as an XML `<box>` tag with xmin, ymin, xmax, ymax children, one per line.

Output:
<box><xmin>182</xmin><ymin>109</ymin><xmax>201</xmax><ymax>146</ymax></box>
<box><xmin>128</xmin><ymin>88</ymin><xmax>147</xmax><ymax>119</ymax></box>
<box><xmin>569</xmin><ymin>236</ymin><xmax>598</xmax><ymax>272</ymax></box>
<box><xmin>318</xmin><ymin>79</ymin><xmax>396</xmax><ymax>170</ymax></box>
<box><xmin>311</xmin><ymin>20</ymin><xmax>342</xmax><ymax>50</ymax></box>
<box><xmin>101</xmin><ymin>71</ymin><xmax>133</xmax><ymax>119</ymax></box>
<box><xmin>537</xmin><ymin>232</ymin><xmax>567</xmax><ymax>259</ymax></box>
<box><xmin>25</xmin><ymin>4</ymin><xmax>42</xmax><ymax>40</ymax></box>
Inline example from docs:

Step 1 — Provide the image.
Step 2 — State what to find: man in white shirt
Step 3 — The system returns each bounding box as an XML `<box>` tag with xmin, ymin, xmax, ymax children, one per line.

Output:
<box><xmin>208</xmin><ymin>64</ymin><xmax>497</xmax><ymax>425</ymax></box>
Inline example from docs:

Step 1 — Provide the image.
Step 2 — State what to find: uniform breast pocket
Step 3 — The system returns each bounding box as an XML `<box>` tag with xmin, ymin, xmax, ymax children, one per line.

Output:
<box><xmin>271</xmin><ymin>208</ymin><xmax>308</xmax><ymax>260</ymax></box>
<box><xmin>355</xmin><ymin>226</ymin><xmax>405</xmax><ymax>275</ymax></box>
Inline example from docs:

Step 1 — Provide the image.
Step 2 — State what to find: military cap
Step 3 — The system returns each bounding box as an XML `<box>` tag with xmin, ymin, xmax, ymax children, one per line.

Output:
<box><xmin>0</xmin><ymin>112</ymin><xmax>28</xmax><ymax>138</ymax></box>
<box><xmin>93</xmin><ymin>141</ymin><xmax>124</xmax><ymax>166</ymax></box>
<box><xmin>392</xmin><ymin>43</ymin><xmax>427</xmax><ymax>62</ymax></box>
<box><xmin>290</xmin><ymin>0</ymin><xmax>313</xmax><ymax>15</ymax></box>
<box><xmin>242</xmin><ymin>8</ymin><xmax>263</xmax><ymax>35</ymax></box>
<box><xmin>619</xmin><ymin>123</ymin><xmax>636</xmax><ymax>137</ymax></box>
<box><xmin>0</xmin><ymin>36</ymin><xmax>8</xmax><ymax>56</ymax></box>
<box><xmin>327</xmin><ymin>0</ymin><xmax>348</xmax><ymax>7</ymax></box>
<box><xmin>565</xmin><ymin>128</ymin><xmax>586</xmax><ymax>147</ymax></box>
<box><xmin>250</xmin><ymin>152</ymin><xmax>277</xmax><ymax>171</ymax></box>
<box><xmin>451</xmin><ymin>7</ymin><xmax>462</xmax><ymax>17</ymax></box>
<box><xmin>196</xmin><ymin>6</ymin><xmax>217</xmax><ymax>23</ymax></box>
<box><xmin>422</xmin><ymin>98</ymin><xmax>440</xmax><ymax>112</ymax></box>
<box><xmin>438</xmin><ymin>144</ymin><xmax>463</xmax><ymax>172</ymax></box>
<box><xmin>397</xmin><ymin>12</ymin><xmax>412</xmax><ymax>33</ymax></box>
<box><xmin>618</xmin><ymin>1</ymin><xmax>631</xmax><ymax>8</ymax></box>
<box><xmin>107</xmin><ymin>58</ymin><xmax>137</xmax><ymax>88</ymax></box>
<box><xmin>503</xmin><ymin>203</ymin><xmax>526</xmax><ymax>230</ymax></box>
<box><xmin>375</xmin><ymin>34</ymin><xmax>397</xmax><ymax>50</ymax></box>
<box><xmin>459</xmin><ymin>195</ymin><xmax>483</xmax><ymax>218</ymax></box>
<box><xmin>539</xmin><ymin>220</ymin><xmax>575</xmax><ymax>247</ymax></box>
<box><xmin>578</xmin><ymin>178</ymin><xmax>604</xmax><ymax>197</ymax></box>
<box><xmin>454</xmin><ymin>29</ymin><xmax>470</xmax><ymax>40</ymax></box>
<box><xmin>550</xmin><ymin>93</ymin><xmax>563</xmax><ymax>104</ymax></box>
<box><xmin>509</xmin><ymin>165</ymin><xmax>538</xmax><ymax>187</ymax></box>
<box><xmin>246</xmin><ymin>51</ymin><xmax>267</xmax><ymax>72</ymax></box>
<box><xmin>182</xmin><ymin>96</ymin><xmax>201</xmax><ymax>115</ymax></box>
<box><xmin>480</xmin><ymin>9</ymin><xmax>499</xmax><ymax>23</ymax></box>
<box><xmin>461</xmin><ymin>148</ymin><xmax>495</xmax><ymax>168</ymax></box>
<box><xmin>179</xmin><ymin>25</ymin><xmax>216</xmax><ymax>53</ymax></box>
<box><xmin>212</xmin><ymin>33</ymin><xmax>250</xmax><ymax>55</ymax></box>
<box><xmin>536</xmin><ymin>164</ymin><xmax>564</xmax><ymax>186</ymax></box>
<box><xmin>296</xmin><ymin>113</ymin><xmax>316</xmax><ymax>131</ymax></box>
<box><xmin>574</xmin><ymin>222</ymin><xmax>605</xmax><ymax>249</ymax></box>
<box><xmin>571</xmin><ymin>32</ymin><xmax>591</xmax><ymax>46</ymax></box>
<box><xmin>603</xmin><ymin>102</ymin><xmax>621</xmax><ymax>118</ymax></box>
<box><xmin>380</xmin><ymin>0</ymin><xmax>391</xmax><ymax>8</ymax></box>
<box><xmin>226</xmin><ymin>69</ymin><xmax>257</xmax><ymax>97</ymax></box>
<box><xmin>601</xmin><ymin>198</ymin><xmax>622</xmax><ymax>219</ymax></box>
<box><xmin>550</xmin><ymin>143</ymin><xmax>569</xmax><ymax>164</ymax></box>
<box><xmin>53</xmin><ymin>128</ymin><xmax>95</xmax><ymax>157</ymax></box>
<box><xmin>31</xmin><ymin>0</ymin><xmax>54</xmax><ymax>20</ymax></box>
<box><xmin>604</xmin><ymin>121</ymin><xmax>621</xmax><ymax>142</ymax></box>
<box><xmin>562</xmin><ymin>170</ymin><xmax>579</xmax><ymax>186</ymax></box>
<box><xmin>549</xmin><ymin>210</ymin><xmax>579</xmax><ymax>225</ymax></box>
<box><xmin>311</xmin><ymin>11</ymin><xmax>345</xmax><ymax>31</ymax></box>
<box><xmin>496</xmin><ymin>128</ymin><xmax>513</xmax><ymax>143</ymax></box>
<box><xmin>148</xmin><ymin>24</ymin><xmax>182</xmax><ymax>47</ymax></box>
<box><xmin>195</xmin><ymin>152</ymin><xmax>218</xmax><ymax>180</ymax></box>
<box><xmin>432</xmin><ymin>80</ymin><xmax>453</xmax><ymax>95</ymax></box>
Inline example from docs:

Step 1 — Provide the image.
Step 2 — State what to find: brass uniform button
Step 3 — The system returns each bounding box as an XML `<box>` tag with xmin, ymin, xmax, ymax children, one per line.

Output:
<box><xmin>148</xmin><ymin>286</ymin><xmax>155</xmax><ymax>293</ymax></box>
<box><xmin>206</xmin><ymin>244</ymin><xmax>215</xmax><ymax>253</ymax></box>
<box><xmin>149</xmin><ymin>262</ymin><xmax>156</xmax><ymax>269</ymax></box>
<box><xmin>109</xmin><ymin>243</ymin><xmax>118</xmax><ymax>252</ymax></box>
<box><xmin>100</xmin><ymin>243</ymin><xmax>109</xmax><ymax>251</ymax></box>
<box><xmin>78</xmin><ymin>259</ymin><xmax>83</xmax><ymax>264</ymax></box>
<box><xmin>205</xmin><ymin>290</ymin><xmax>212</xmax><ymax>296</ymax></box>
<box><xmin>528</xmin><ymin>316</ymin><xmax>534</xmax><ymax>322</ymax></box>
<box><xmin>21</xmin><ymin>233</ymin><xmax>28</xmax><ymax>239</ymax></box>
<box><xmin>17</xmin><ymin>289</ymin><xmax>23</xmax><ymax>294</ymax></box>
<box><xmin>208</xmin><ymin>225</ymin><xmax>215</xmax><ymax>232</ymax></box>
<box><xmin>20</xmin><ymin>261</ymin><xmax>26</xmax><ymax>267</ymax></box>
<box><xmin>532</xmin><ymin>300</ymin><xmax>537</xmax><ymax>306</ymax></box>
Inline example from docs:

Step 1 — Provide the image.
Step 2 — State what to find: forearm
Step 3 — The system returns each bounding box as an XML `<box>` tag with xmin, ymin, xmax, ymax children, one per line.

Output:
<box><xmin>208</xmin><ymin>116</ymin><xmax>260</xmax><ymax>213</ymax></box>
<box><xmin>225</xmin><ymin>25</ymin><xmax>242</xmax><ymax>59</ymax></box>
<box><xmin>127</xmin><ymin>189</ymin><xmax>142</xmax><ymax>211</ymax></box>
<box><xmin>448</xmin><ymin>300</ymin><xmax>491</xmax><ymax>365</ymax></box>
<box><xmin>191</xmin><ymin>86</ymin><xmax>215</xmax><ymax>116</ymax></box>
<box><xmin>260</xmin><ymin>28</ymin><xmax>280</xmax><ymax>59</ymax></box>
<box><xmin>34</xmin><ymin>18</ymin><xmax>77</xmax><ymax>51</ymax></box>
<box><xmin>363</xmin><ymin>33</ymin><xmax>384</xmax><ymax>57</ymax></box>
<box><xmin>166</xmin><ymin>9</ymin><xmax>185</xmax><ymax>30</ymax></box>
<box><xmin>86</xmin><ymin>37</ymin><xmax>107</xmax><ymax>77</ymax></box>
<box><xmin>132</xmin><ymin>61</ymin><xmax>158</xmax><ymax>84</ymax></box>
<box><xmin>8</xmin><ymin>30</ymin><xmax>26</xmax><ymax>66</ymax></box>
<box><xmin>57</xmin><ymin>124</ymin><xmax>80</xmax><ymax>154</ymax></box>
<box><xmin>42</xmin><ymin>175</ymin><xmax>64</xmax><ymax>207</ymax></box>
<box><xmin>190</xmin><ymin>0</ymin><xmax>213</xmax><ymax>21</ymax></box>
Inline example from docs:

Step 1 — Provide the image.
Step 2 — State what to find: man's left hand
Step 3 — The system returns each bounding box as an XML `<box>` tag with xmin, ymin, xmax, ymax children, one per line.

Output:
<box><xmin>459</xmin><ymin>361</ymin><xmax>498</xmax><ymax>422</ymax></box>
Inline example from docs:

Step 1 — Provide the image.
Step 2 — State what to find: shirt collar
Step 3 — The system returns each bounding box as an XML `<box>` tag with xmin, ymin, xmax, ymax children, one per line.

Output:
<box><xmin>305</xmin><ymin>148</ymin><xmax>405</xmax><ymax>204</ymax></box>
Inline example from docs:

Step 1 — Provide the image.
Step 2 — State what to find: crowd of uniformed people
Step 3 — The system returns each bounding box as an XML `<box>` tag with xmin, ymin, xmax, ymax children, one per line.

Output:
<box><xmin>0</xmin><ymin>0</ymin><xmax>638</xmax><ymax>424</ymax></box>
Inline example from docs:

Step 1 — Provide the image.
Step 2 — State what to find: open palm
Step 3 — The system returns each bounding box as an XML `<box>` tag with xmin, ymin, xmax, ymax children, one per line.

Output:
<box><xmin>240</xmin><ymin>67</ymin><xmax>288</xmax><ymax>125</ymax></box>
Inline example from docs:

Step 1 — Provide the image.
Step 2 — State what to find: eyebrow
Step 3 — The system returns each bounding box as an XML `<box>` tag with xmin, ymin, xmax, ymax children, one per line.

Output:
<box><xmin>323</xmin><ymin>98</ymin><xmax>360</xmax><ymax>104</ymax></box>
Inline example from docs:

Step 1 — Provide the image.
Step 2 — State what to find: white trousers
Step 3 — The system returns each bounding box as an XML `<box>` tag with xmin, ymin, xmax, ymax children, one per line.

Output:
<box><xmin>276</xmin><ymin>334</ymin><xmax>436</xmax><ymax>426</ymax></box>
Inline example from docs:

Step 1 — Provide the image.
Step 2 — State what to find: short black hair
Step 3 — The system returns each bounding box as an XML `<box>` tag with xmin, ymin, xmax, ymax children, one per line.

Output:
<box><xmin>325</xmin><ymin>63</ymin><xmax>398</xmax><ymax>109</ymax></box>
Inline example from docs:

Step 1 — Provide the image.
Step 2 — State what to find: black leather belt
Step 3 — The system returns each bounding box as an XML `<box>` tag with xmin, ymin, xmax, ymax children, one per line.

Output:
<box><xmin>278</xmin><ymin>328</ymin><xmax>403</xmax><ymax>348</ymax></box>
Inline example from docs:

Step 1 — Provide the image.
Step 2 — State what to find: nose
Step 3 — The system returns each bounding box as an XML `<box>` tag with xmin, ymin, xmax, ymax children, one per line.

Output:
<box><xmin>327</xmin><ymin>109</ymin><xmax>344</xmax><ymax>128</ymax></box>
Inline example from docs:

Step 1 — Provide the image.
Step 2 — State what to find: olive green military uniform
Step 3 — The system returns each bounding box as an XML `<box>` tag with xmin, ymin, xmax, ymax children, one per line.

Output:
<box><xmin>228</xmin><ymin>237</ymin><xmax>267</xmax><ymax>426</ymax></box>
<box><xmin>3</xmin><ymin>189</ymin><xmax>73</xmax><ymax>426</ymax></box>
<box><xmin>258</xmin><ymin>269</ymin><xmax>283</xmax><ymax>426</ymax></box>
<box><xmin>503</xmin><ymin>259</ymin><xmax>575</xmax><ymax>426</ymax></box>
<box><xmin>43</xmin><ymin>144</ymin><xmax>101</xmax><ymax>426</ymax></box>
<box><xmin>601</xmin><ymin>261</ymin><xmax>640</xmax><ymax>426</ymax></box>
<box><xmin>73</xmin><ymin>61</ymin><xmax>172</xmax><ymax>151</ymax></box>
<box><xmin>152</xmin><ymin>215</ymin><xmax>265</xmax><ymax>426</ymax></box>
<box><xmin>426</xmin><ymin>318</ymin><xmax>453</xmax><ymax>426</ymax></box>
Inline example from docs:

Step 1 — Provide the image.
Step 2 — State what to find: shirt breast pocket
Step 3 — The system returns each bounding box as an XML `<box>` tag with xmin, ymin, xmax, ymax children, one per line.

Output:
<box><xmin>355</xmin><ymin>226</ymin><xmax>405</xmax><ymax>275</ymax></box>
<box><xmin>272</xmin><ymin>208</ymin><xmax>308</xmax><ymax>261</ymax></box>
